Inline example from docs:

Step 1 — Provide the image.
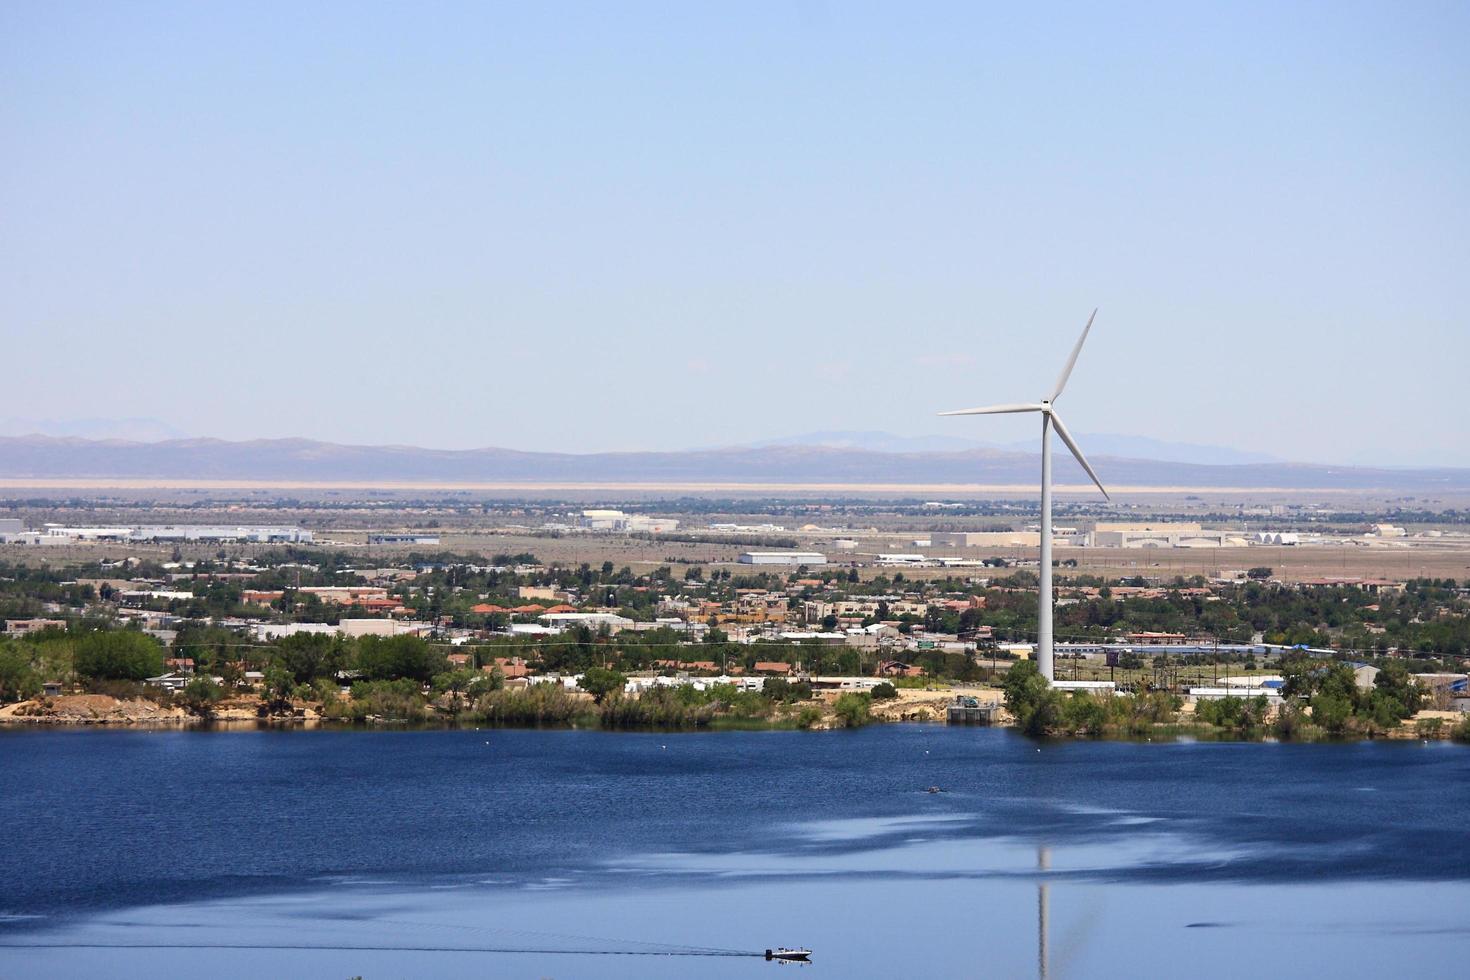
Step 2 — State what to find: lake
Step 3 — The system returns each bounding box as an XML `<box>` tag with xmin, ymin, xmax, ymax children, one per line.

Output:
<box><xmin>1</xmin><ymin>725</ymin><xmax>1467</xmax><ymax>978</ymax></box>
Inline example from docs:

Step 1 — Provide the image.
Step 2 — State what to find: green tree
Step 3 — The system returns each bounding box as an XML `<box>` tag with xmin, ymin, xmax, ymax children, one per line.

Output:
<box><xmin>356</xmin><ymin>635</ymin><xmax>446</xmax><ymax>682</ymax></box>
<box><xmin>263</xmin><ymin>665</ymin><xmax>296</xmax><ymax>710</ymax></box>
<box><xmin>1002</xmin><ymin>659</ymin><xmax>1062</xmax><ymax>735</ymax></box>
<box><xmin>1311</xmin><ymin>692</ymin><xmax>1353</xmax><ymax>734</ymax></box>
<box><xmin>579</xmin><ymin>666</ymin><xmax>627</xmax><ymax>704</ymax></box>
<box><xmin>0</xmin><ymin>644</ymin><xmax>40</xmax><ymax>702</ymax></box>
<box><xmin>1372</xmin><ymin>661</ymin><xmax>1422</xmax><ymax>719</ymax></box>
<box><xmin>271</xmin><ymin>632</ymin><xmax>349</xmax><ymax>684</ymax></box>
<box><xmin>871</xmin><ymin>682</ymin><xmax>898</xmax><ymax>701</ymax></box>
<box><xmin>73</xmin><ymin>631</ymin><xmax>165</xmax><ymax>681</ymax></box>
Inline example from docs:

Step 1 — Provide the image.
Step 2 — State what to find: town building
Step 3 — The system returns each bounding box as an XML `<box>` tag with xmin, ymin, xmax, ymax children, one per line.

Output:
<box><xmin>4</xmin><ymin>618</ymin><xmax>66</xmax><ymax>636</ymax></box>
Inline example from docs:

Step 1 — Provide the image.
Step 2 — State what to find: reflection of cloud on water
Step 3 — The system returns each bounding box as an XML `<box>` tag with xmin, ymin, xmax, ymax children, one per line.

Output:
<box><xmin>600</xmin><ymin>818</ymin><xmax>1260</xmax><ymax>890</ymax></box>
<box><xmin>787</xmin><ymin>813</ymin><xmax>973</xmax><ymax>843</ymax></box>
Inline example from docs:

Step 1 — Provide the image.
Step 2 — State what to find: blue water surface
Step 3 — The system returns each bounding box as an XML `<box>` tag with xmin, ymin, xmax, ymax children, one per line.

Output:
<box><xmin>1</xmin><ymin>725</ymin><xmax>1466</xmax><ymax>978</ymax></box>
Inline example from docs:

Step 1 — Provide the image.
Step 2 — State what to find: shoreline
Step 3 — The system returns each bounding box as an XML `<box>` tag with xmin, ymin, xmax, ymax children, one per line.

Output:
<box><xmin>3</xmin><ymin>700</ymin><xmax>1464</xmax><ymax>742</ymax></box>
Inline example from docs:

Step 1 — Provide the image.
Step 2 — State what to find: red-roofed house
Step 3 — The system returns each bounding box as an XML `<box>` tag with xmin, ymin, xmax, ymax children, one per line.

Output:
<box><xmin>489</xmin><ymin>657</ymin><xmax>531</xmax><ymax>679</ymax></box>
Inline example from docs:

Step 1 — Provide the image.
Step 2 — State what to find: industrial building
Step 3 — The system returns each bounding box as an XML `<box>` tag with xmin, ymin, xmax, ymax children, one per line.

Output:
<box><xmin>930</xmin><ymin>531</ymin><xmax>1041</xmax><ymax>548</ymax></box>
<box><xmin>738</xmin><ymin>551</ymin><xmax>827</xmax><ymax>566</ymax></box>
<box><xmin>1090</xmin><ymin>522</ymin><xmax>1245</xmax><ymax>549</ymax></box>
<box><xmin>30</xmin><ymin>524</ymin><xmax>313</xmax><ymax>544</ymax></box>
<box><xmin>578</xmin><ymin>510</ymin><xmax>680</xmax><ymax>533</ymax></box>
<box><xmin>1253</xmin><ymin>531</ymin><xmax>1301</xmax><ymax>545</ymax></box>
<box><xmin>875</xmin><ymin>553</ymin><xmax>931</xmax><ymax>566</ymax></box>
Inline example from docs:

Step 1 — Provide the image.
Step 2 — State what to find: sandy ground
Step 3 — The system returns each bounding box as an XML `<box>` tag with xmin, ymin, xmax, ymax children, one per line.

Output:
<box><xmin>7</xmin><ymin>532</ymin><xmax>1468</xmax><ymax>582</ymax></box>
<box><xmin>0</xmin><ymin>694</ymin><xmax>190</xmax><ymax>724</ymax></box>
<box><xmin>863</xmin><ymin>686</ymin><xmax>1002</xmax><ymax>723</ymax></box>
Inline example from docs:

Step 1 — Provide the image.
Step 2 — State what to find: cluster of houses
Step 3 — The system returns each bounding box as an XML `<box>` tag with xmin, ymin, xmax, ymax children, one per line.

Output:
<box><xmin>6</xmin><ymin>548</ymin><xmax>1468</xmax><ymax>706</ymax></box>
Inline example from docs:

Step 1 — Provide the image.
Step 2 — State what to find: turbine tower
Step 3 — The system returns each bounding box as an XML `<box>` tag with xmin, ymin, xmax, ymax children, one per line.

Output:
<box><xmin>939</xmin><ymin>310</ymin><xmax>1110</xmax><ymax>683</ymax></box>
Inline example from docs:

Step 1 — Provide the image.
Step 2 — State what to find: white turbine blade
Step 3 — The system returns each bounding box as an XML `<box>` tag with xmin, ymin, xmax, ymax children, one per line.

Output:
<box><xmin>1048</xmin><ymin>411</ymin><xmax>1109</xmax><ymax>500</ymax></box>
<box><xmin>937</xmin><ymin>402</ymin><xmax>1046</xmax><ymax>417</ymax></box>
<box><xmin>1048</xmin><ymin>308</ymin><xmax>1097</xmax><ymax>403</ymax></box>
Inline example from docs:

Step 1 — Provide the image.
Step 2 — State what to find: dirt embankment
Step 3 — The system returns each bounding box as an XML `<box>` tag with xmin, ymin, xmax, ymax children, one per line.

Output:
<box><xmin>865</xmin><ymin>687</ymin><xmax>1004</xmax><ymax>723</ymax></box>
<box><xmin>0</xmin><ymin>693</ymin><xmax>326</xmax><ymax>727</ymax></box>
<box><xmin>0</xmin><ymin>694</ymin><xmax>193</xmax><ymax>725</ymax></box>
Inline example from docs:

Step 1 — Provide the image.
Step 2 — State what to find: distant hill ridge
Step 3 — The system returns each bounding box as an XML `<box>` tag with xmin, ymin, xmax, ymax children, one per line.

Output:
<box><xmin>0</xmin><ymin>434</ymin><xmax>1466</xmax><ymax>491</ymax></box>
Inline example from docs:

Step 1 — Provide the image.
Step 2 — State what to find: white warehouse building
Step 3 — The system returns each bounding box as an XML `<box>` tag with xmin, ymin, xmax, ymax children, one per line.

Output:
<box><xmin>738</xmin><ymin>551</ymin><xmax>827</xmax><ymax>566</ymax></box>
<box><xmin>40</xmin><ymin>524</ymin><xmax>312</xmax><ymax>543</ymax></box>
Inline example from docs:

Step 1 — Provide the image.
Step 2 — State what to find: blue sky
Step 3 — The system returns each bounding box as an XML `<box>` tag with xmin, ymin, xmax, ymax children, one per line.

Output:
<box><xmin>3</xmin><ymin>2</ymin><xmax>1466</xmax><ymax>465</ymax></box>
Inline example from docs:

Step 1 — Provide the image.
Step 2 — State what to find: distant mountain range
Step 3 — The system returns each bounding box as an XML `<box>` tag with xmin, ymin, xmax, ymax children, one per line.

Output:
<box><xmin>0</xmin><ymin>416</ymin><xmax>192</xmax><ymax>443</ymax></box>
<box><xmin>0</xmin><ymin>434</ymin><xmax>1465</xmax><ymax>492</ymax></box>
<box><xmin>749</xmin><ymin>430</ymin><xmax>1282</xmax><ymax>466</ymax></box>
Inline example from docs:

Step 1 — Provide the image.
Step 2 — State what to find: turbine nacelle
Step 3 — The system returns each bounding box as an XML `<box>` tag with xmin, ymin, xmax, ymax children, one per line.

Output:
<box><xmin>937</xmin><ymin>310</ymin><xmax>1109</xmax><ymax>500</ymax></box>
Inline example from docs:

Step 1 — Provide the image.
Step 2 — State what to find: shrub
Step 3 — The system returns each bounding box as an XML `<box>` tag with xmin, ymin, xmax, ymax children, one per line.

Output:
<box><xmin>762</xmin><ymin>678</ymin><xmax>813</xmax><ymax>702</ymax></box>
<box><xmin>1059</xmin><ymin>692</ymin><xmax>1106</xmax><ymax>735</ymax></box>
<box><xmin>311</xmin><ymin>676</ymin><xmax>343</xmax><ymax>704</ymax></box>
<box><xmin>1271</xmin><ymin>700</ymin><xmax>1316</xmax><ymax>740</ymax></box>
<box><xmin>1195</xmin><ymin>695</ymin><xmax>1269</xmax><ymax>733</ymax></box>
<box><xmin>327</xmin><ymin>679</ymin><xmax>428</xmax><ymax>722</ymax></box>
<box><xmin>0</xmin><ymin>645</ymin><xmax>40</xmax><ymax>703</ymax></box>
<box><xmin>471</xmin><ymin>685</ymin><xmax>587</xmax><ymax>727</ymax></box>
<box><xmin>600</xmin><ymin>686</ymin><xmax>724</xmax><ymax>728</ymax></box>
<box><xmin>871</xmin><ymin>682</ymin><xmax>898</xmax><ymax>701</ymax></box>
<box><xmin>180</xmin><ymin>676</ymin><xmax>224</xmax><ymax>716</ymax></box>
<box><xmin>832</xmin><ymin>692</ymin><xmax>872</xmax><ymax>728</ymax></box>
<box><xmin>83</xmin><ymin>677</ymin><xmax>147</xmax><ymax>700</ymax></box>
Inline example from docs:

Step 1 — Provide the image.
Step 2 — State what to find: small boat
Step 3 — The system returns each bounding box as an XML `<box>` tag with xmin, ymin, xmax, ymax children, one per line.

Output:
<box><xmin>765</xmin><ymin>947</ymin><xmax>812</xmax><ymax>962</ymax></box>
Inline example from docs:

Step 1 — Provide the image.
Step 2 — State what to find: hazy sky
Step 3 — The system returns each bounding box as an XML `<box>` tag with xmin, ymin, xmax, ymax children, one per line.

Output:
<box><xmin>4</xmin><ymin>2</ymin><xmax>1467</xmax><ymax>465</ymax></box>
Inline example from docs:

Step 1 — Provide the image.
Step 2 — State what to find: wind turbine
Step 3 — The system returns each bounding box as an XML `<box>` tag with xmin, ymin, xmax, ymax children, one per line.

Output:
<box><xmin>939</xmin><ymin>310</ymin><xmax>1109</xmax><ymax>683</ymax></box>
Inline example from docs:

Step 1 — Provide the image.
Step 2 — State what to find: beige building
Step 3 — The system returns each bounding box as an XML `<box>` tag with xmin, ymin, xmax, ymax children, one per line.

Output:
<box><xmin>1090</xmin><ymin>522</ymin><xmax>1245</xmax><ymax>549</ymax></box>
<box><xmin>299</xmin><ymin>586</ymin><xmax>390</xmax><ymax>605</ymax></box>
<box><xmin>338</xmin><ymin>619</ymin><xmax>428</xmax><ymax>638</ymax></box>
<box><xmin>930</xmin><ymin>531</ymin><xmax>1042</xmax><ymax>548</ymax></box>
